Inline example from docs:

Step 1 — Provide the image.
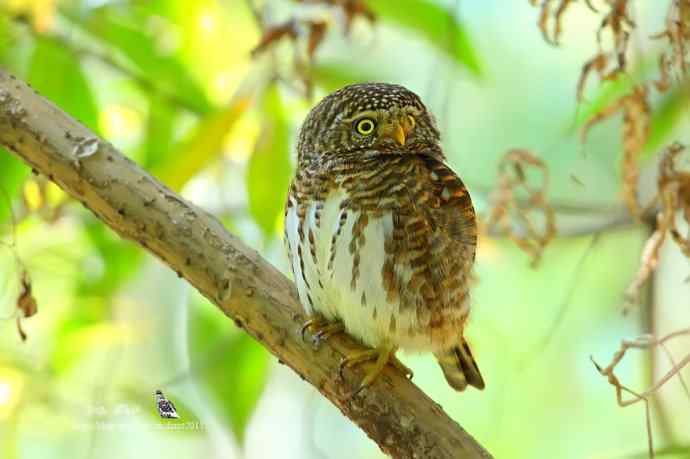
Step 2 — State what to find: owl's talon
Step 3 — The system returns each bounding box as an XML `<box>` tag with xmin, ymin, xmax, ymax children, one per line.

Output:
<box><xmin>311</xmin><ymin>322</ymin><xmax>345</xmax><ymax>348</ymax></box>
<box><xmin>338</xmin><ymin>346</ymin><xmax>402</xmax><ymax>389</ymax></box>
<box><xmin>300</xmin><ymin>316</ymin><xmax>343</xmax><ymax>347</ymax></box>
<box><xmin>300</xmin><ymin>319</ymin><xmax>318</xmax><ymax>342</ymax></box>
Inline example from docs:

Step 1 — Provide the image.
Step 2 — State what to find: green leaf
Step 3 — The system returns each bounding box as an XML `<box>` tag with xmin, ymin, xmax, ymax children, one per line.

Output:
<box><xmin>368</xmin><ymin>0</ymin><xmax>482</xmax><ymax>77</ymax></box>
<box><xmin>189</xmin><ymin>302</ymin><xmax>269</xmax><ymax>442</ymax></box>
<box><xmin>643</xmin><ymin>82</ymin><xmax>690</xmax><ymax>158</ymax></box>
<box><xmin>27</xmin><ymin>37</ymin><xmax>99</xmax><ymax>131</ymax></box>
<box><xmin>70</xmin><ymin>7</ymin><xmax>213</xmax><ymax>115</ymax></box>
<box><xmin>246</xmin><ymin>84</ymin><xmax>292</xmax><ymax>239</ymax></box>
<box><xmin>153</xmin><ymin>94</ymin><xmax>252</xmax><ymax>190</ymax></box>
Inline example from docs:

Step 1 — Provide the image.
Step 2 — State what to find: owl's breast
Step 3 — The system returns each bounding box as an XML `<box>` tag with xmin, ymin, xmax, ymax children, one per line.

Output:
<box><xmin>285</xmin><ymin>188</ymin><xmax>402</xmax><ymax>347</ymax></box>
<box><xmin>285</xmin><ymin>179</ymin><xmax>470</xmax><ymax>351</ymax></box>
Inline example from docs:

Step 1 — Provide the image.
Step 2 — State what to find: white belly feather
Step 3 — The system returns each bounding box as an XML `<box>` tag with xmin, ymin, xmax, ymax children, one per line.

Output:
<box><xmin>286</xmin><ymin>188</ymin><xmax>457</xmax><ymax>351</ymax></box>
<box><xmin>287</xmin><ymin>189</ymin><xmax>426</xmax><ymax>350</ymax></box>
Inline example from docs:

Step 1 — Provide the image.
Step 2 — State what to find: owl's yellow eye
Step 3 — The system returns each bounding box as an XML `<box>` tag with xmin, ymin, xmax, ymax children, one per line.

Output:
<box><xmin>407</xmin><ymin>115</ymin><xmax>416</xmax><ymax>129</ymax></box>
<box><xmin>355</xmin><ymin>118</ymin><xmax>376</xmax><ymax>136</ymax></box>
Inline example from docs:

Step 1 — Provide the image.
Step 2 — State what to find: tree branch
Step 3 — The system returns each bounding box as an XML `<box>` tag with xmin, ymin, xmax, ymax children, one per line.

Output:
<box><xmin>0</xmin><ymin>69</ymin><xmax>492</xmax><ymax>459</ymax></box>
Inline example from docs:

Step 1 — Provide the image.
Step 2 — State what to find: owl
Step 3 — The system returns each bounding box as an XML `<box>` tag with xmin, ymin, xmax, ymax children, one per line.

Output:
<box><xmin>284</xmin><ymin>82</ymin><xmax>484</xmax><ymax>393</ymax></box>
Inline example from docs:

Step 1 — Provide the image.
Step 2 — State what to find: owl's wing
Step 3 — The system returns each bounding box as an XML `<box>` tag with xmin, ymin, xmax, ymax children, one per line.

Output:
<box><xmin>385</xmin><ymin>155</ymin><xmax>477</xmax><ymax>315</ymax></box>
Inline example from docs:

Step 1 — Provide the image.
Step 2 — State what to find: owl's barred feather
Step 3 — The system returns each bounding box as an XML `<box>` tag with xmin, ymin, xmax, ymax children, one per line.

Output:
<box><xmin>435</xmin><ymin>339</ymin><xmax>485</xmax><ymax>391</ymax></box>
<box><xmin>286</xmin><ymin>82</ymin><xmax>484</xmax><ymax>392</ymax></box>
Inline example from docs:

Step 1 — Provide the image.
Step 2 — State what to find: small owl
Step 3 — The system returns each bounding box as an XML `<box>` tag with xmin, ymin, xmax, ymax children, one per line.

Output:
<box><xmin>284</xmin><ymin>82</ymin><xmax>484</xmax><ymax>392</ymax></box>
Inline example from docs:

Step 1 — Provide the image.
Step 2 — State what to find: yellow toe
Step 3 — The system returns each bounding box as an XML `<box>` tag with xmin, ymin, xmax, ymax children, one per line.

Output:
<box><xmin>339</xmin><ymin>345</ymin><xmax>404</xmax><ymax>396</ymax></box>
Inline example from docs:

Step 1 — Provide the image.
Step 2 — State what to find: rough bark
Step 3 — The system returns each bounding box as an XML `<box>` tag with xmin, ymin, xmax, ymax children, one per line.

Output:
<box><xmin>0</xmin><ymin>69</ymin><xmax>493</xmax><ymax>459</ymax></box>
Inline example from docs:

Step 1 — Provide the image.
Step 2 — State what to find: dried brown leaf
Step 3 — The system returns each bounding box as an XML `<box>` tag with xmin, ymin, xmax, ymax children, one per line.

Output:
<box><xmin>307</xmin><ymin>21</ymin><xmax>328</xmax><ymax>58</ymax></box>
<box><xmin>553</xmin><ymin>0</ymin><xmax>575</xmax><ymax>44</ymax></box>
<box><xmin>581</xmin><ymin>85</ymin><xmax>650</xmax><ymax>219</ymax></box>
<box><xmin>654</xmin><ymin>52</ymin><xmax>673</xmax><ymax>92</ymax></box>
<box><xmin>659</xmin><ymin>142</ymin><xmax>690</xmax><ymax>257</ymax></box>
<box><xmin>251</xmin><ymin>0</ymin><xmax>376</xmax><ymax>97</ymax></box>
<box><xmin>537</xmin><ymin>0</ymin><xmax>555</xmax><ymax>44</ymax></box>
<box><xmin>16</xmin><ymin>269</ymin><xmax>37</xmax><ymax>341</ymax></box>
<box><xmin>621</xmin><ymin>85</ymin><xmax>651</xmax><ymax>219</ymax></box>
<box><xmin>624</xmin><ymin>142</ymin><xmax>688</xmax><ymax>307</ymax></box>
<box><xmin>577</xmin><ymin>53</ymin><xmax>610</xmax><ymax>101</ymax></box>
<box><xmin>486</xmin><ymin>149</ymin><xmax>556</xmax><ymax>266</ymax></box>
<box><xmin>251</xmin><ymin>21</ymin><xmax>299</xmax><ymax>57</ymax></box>
<box><xmin>341</xmin><ymin>0</ymin><xmax>375</xmax><ymax>32</ymax></box>
<box><xmin>651</xmin><ymin>1</ymin><xmax>690</xmax><ymax>84</ymax></box>
<box><xmin>533</xmin><ymin>0</ymin><xmax>576</xmax><ymax>45</ymax></box>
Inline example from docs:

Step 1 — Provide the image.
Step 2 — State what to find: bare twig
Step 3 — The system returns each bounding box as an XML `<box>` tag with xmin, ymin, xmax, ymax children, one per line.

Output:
<box><xmin>642</xmin><ymin>267</ymin><xmax>677</xmax><ymax>445</ymax></box>
<box><xmin>592</xmin><ymin>329</ymin><xmax>690</xmax><ymax>459</ymax></box>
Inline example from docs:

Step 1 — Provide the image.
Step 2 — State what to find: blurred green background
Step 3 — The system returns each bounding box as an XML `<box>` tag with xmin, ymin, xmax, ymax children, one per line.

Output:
<box><xmin>0</xmin><ymin>1</ymin><xmax>689</xmax><ymax>458</ymax></box>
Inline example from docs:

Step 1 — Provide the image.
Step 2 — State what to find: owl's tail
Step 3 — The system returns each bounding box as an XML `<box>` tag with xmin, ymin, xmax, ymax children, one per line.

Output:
<box><xmin>434</xmin><ymin>338</ymin><xmax>485</xmax><ymax>391</ymax></box>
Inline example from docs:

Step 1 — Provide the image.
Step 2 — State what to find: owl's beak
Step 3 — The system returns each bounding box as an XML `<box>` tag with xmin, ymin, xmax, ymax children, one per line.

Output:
<box><xmin>392</xmin><ymin>124</ymin><xmax>406</xmax><ymax>146</ymax></box>
<box><xmin>383</xmin><ymin>118</ymin><xmax>410</xmax><ymax>146</ymax></box>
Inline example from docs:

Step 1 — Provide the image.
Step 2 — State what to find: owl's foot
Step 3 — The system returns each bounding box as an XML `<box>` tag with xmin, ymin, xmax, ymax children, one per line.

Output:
<box><xmin>300</xmin><ymin>316</ymin><xmax>344</xmax><ymax>349</ymax></box>
<box><xmin>311</xmin><ymin>322</ymin><xmax>345</xmax><ymax>347</ymax></box>
<box><xmin>339</xmin><ymin>346</ymin><xmax>413</xmax><ymax>397</ymax></box>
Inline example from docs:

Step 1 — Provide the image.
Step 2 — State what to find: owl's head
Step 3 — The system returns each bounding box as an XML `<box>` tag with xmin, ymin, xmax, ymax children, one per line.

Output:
<box><xmin>297</xmin><ymin>83</ymin><xmax>443</xmax><ymax>165</ymax></box>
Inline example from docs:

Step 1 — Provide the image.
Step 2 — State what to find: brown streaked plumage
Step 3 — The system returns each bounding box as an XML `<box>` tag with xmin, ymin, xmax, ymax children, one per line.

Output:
<box><xmin>284</xmin><ymin>82</ymin><xmax>484</xmax><ymax>392</ymax></box>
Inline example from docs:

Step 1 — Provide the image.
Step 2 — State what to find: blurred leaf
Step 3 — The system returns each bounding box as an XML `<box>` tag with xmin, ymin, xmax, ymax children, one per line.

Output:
<box><xmin>246</xmin><ymin>84</ymin><xmax>292</xmax><ymax>238</ymax></box>
<box><xmin>0</xmin><ymin>153</ymin><xmax>30</xmax><ymax>224</ymax></box>
<box><xmin>27</xmin><ymin>36</ymin><xmax>99</xmax><ymax>131</ymax></box>
<box><xmin>190</xmin><ymin>302</ymin><xmax>269</xmax><ymax>442</ymax></box>
<box><xmin>0</xmin><ymin>14</ymin><xmax>34</xmax><ymax>74</ymax></box>
<box><xmin>312</xmin><ymin>63</ymin><xmax>386</xmax><ymax>93</ymax></box>
<box><xmin>2</xmin><ymin>0</ymin><xmax>57</xmax><ymax>32</ymax></box>
<box><xmin>0</xmin><ymin>14</ymin><xmax>12</xmax><ymax>63</ymax></box>
<box><xmin>77</xmin><ymin>217</ymin><xmax>143</xmax><ymax>298</ymax></box>
<box><xmin>217</xmin><ymin>334</ymin><xmax>268</xmax><ymax>442</ymax></box>
<box><xmin>643</xmin><ymin>82</ymin><xmax>690</xmax><ymax>159</ymax></box>
<box><xmin>50</xmin><ymin>217</ymin><xmax>143</xmax><ymax>372</ymax></box>
<box><xmin>68</xmin><ymin>7</ymin><xmax>213</xmax><ymax>115</ymax></box>
<box><xmin>52</xmin><ymin>322</ymin><xmax>133</xmax><ymax>372</ymax></box>
<box><xmin>153</xmin><ymin>93</ymin><xmax>253</xmax><ymax>190</ymax></box>
<box><xmin>141</xmin><ymin>95</ymin><xmax>177</xmax><ymax>169</ymax></box>
<box><xmin>77</xmin><ymin>219</ymin><xmax>143</xmax><ymax>298</ymax></box>
<box><xmin>368</xmin><ymin>0</ymin><xmax>482</xmax><ymax>77</ymax></box>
